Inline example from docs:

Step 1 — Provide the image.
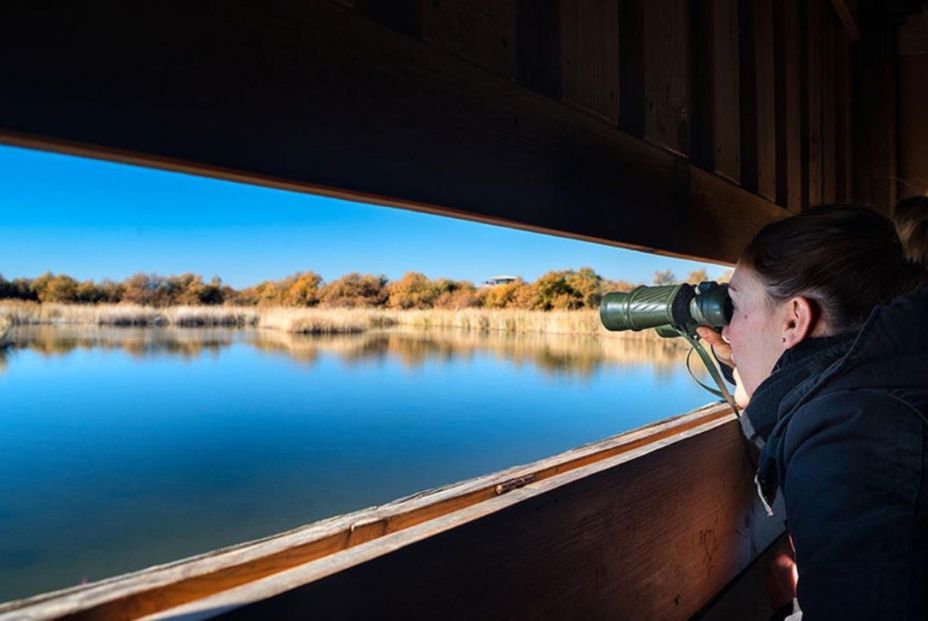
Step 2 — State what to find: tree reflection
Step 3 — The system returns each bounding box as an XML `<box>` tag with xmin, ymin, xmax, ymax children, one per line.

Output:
<box><xmin>2</xmin><ymin>325</ymin><xmax>701</xmax><ymax>381</ymax></box>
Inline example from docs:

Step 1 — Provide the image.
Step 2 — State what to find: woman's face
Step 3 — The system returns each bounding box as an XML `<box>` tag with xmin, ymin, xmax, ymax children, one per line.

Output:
<box><xmin>721</xmin><ymin>264</ymin><xmax>790</xmax><ymax>397</ymax></box>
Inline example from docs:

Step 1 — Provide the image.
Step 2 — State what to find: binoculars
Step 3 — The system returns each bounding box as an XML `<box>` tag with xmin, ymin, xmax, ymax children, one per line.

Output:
<box><xmin>599</xmin><ymin>281</ymin><xmax>732</xmax><ymax>338</ymax></box>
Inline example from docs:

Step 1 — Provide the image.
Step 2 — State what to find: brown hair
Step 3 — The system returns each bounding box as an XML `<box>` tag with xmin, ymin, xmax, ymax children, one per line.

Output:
<box><xmin>741</xmin><ymin>204</ymin><xmax>926</xmax><ymax>332</ymax></box>
<box><xmin>894</xmin><ymin>195</ymin><xmax>928</xmax><ymax>266</ymax></box>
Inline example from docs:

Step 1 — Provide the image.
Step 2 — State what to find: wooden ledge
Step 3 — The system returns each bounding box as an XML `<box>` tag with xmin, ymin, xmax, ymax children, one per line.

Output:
<box><xmin>0</xmin><ymin>403</ymin><xmax>744</xmax><ymax>621</ymax></box>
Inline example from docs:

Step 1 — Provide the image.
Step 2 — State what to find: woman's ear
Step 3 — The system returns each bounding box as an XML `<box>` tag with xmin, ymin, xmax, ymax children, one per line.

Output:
<box><xmin>782</xmin><ymin>296</ymin><xmax>818</xmax><ymax>348</ymax></box>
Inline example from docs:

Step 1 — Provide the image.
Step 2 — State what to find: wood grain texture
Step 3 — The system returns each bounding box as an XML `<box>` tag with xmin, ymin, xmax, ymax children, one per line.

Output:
<box><xmin>835</xmin><ymin>30</ymin><xmax>854</xmax><ymax>202</ymax></box>
<box><xmin>515</xmin><ymin>0</ymin><xmax>562</xmax><ymax>99</ymax></box>
<box><xmin>775</xmin><ymin>0</ymin><xmax>803</xmax><ymax>211</ymax></box>
<box><xmin>558</xmin><ymin>0</ymin><xmax>620</xmax><ymax>122</ymax></box>
<box><xmin>802</xmin><ymin>0</ymin><xmax>824</xmax><ymax>208</ymax></box>
<box><xmin>642</xmin><ymin>0</ymin><xmax>692</xmax><ymax>155</ymax></box>
<box><xmin>853</xmin><ymin>3</ymin><xmax>898</xmax><ymax>214</ymax></box>
<box><xmin>822</xmin><ymin>8</ymin><xmax>838</xmax><ymax>204</ymax></box>
<box><xmin>692</xmin><ymin>0</ymin><xmax>741</xmax><ymax>182</ymax></box>
<box><xmin>618</xmin><ymin>0</ymin><xmax>646</xmax><ymax>137</ymax></box>
<box><xmin>897</xmin><ymin>8</ymin><xmax>928</xmax><ymax>197</ymax></box>
<box><xmin>740</xmin><ymin>0</ymin><xmax>777</xmax><ymax>200</ymax></box>
<box><xmin>421</xmin><ymin>0</ymin><xmax>519</xmax><ymax>80</ymax></box>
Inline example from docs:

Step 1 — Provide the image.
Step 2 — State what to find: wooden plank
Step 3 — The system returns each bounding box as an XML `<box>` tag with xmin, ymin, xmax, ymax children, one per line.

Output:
<box><xmin>693</xmin><ymin>534</ymin><xmax>790</xmax><ymax>620</ymax></box>
<box><xmin>821</xmin><ymin>8</ymin><xmax>838</xmax><ymax>204</ymax></box>
<box><xmin>355</xmin><ymin>0</ymin><xmax>422</xmax><ymax>38</ymax></box>
<box><xmin>421</xmin><ymin>0</ymin><xmax>519</xmax><ymax>80</ymax></box>
<box><xmin>897</xmin><ymin>8</ymin><xmax>928</xmax><ymax>197</ymax></box>
<box><xmin>642</xmin><ymin>0</ymin><xmax>691</xmax><ymax>155</ymax></box>
<box><xmin>558</xmin><ymin>0</ymin><xmax>620</xmax><ymax>122</ymax></box>
<box><xmin>853</xmin><ymin>3</ymin><xmax>898</xmax><ymax>214</ymax></box>
<box><xmin>740</xmin><ymin>0</ymin><xmax>777</xmax><ymax>200</ymax></box>
<box><xmin>775</xmin><ymin>0</ymin><xmax>803</xmax><ymax>211</ymax></box>
<box><xmin>515</xmin><ymin>0</ymin><xmax>562</xmax><ymax>99</ymax></box>
<box><xmin>686</xmin><ymin>168</ymin><xmax>791</xmax><ymax>261</ymax></box>
<box><xmin>1</xmin><ymin>404</ymin><xmax>786</xmax><ymax>621</ymax></box>
<box><xmin>802</xmin><ymin>0</ymin><xmax>824</xmax><ymax>208</ymax></box>
<box><xmin>0</xmin><ymin>0</ymin><xmax>785</xmax><ymax>265</ymax></box>
<box><xmin>835</xmin><ymin>30</ymin><xmax>854</xmax><ymax>202</ymax></box>
<box><xmin>144</xmin><ymin>415</ymin><xmax>783</xmax><ymax>621</ymax></box>
<box><xmin>692</xmin><ymin>0</ymin><xmax>741</xmax><ymax>183</ymax></box>
<box><xmin>618</xmin><ymin>0</ymin><xmax>646</xmax><ymax>137</ymax></box>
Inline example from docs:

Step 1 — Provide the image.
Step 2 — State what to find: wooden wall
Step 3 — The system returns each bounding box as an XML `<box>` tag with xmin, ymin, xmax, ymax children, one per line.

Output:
<box><xmin>898</xmin><ymin>7</ymin><xmax>928</xmax><ymax>199</ymax></box>
<box><xmin>0</xmin><ymin>0</ymin><xmax>886</xmax><ymax>267</ymax></box>
<box><xmin>386</xmin><ymin>0</ymin><xmax>859</xmax><ymax>213</ymax></box>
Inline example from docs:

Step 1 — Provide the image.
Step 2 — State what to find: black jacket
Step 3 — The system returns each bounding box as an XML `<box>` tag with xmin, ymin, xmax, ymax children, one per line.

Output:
<box><xmin>740</xmin><ymin>284</ymin><xmax>928</xmax><ymax>620</ymax></box>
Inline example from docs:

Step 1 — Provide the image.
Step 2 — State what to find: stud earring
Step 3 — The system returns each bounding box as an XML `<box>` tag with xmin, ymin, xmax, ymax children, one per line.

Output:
<box><xmin>781</xmin><ymin>337</ymin><xmax>786</xmax><ymax>343</ymax></box>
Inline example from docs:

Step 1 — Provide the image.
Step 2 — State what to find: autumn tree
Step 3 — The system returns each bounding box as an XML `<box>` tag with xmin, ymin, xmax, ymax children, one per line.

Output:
<box><xmin>533</xmin><ymin>270</ymin><xmax>586</xmax><ymax>310</ymax></box>
<box><xmin>281</xmin><ymin>271</ymin><xmax>323</xmax><ymax>306</ymax></box>
<box><xmin>386</xmin><ymin>272</ymin><xmax>440</xmax><ymax>309</ymax></box>
<box><xmin>31</xmin><ymin>272</ymin><xmax>80</xmax><ymax>303</ymax></box>
<box><xmin>566</xmin><ymin>267</ymin><xmax>603</xmax><ymax>308</ymax></box>
<box><xmin>433</xmin><ymin>279</ymin><xmax>480</xmax><ymax>309</ymax></box>
<box><xmin>481</xmin><ymin>279</ymin><xmax>534</xmax><ymax>309</ymax></box>
<box><xmin>319</xmin><ymin>273</ymin><xmax>388</xmax><ymax>308</ymax></box>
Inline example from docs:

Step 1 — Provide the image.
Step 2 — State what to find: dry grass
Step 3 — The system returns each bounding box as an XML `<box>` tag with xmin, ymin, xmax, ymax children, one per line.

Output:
<box><xmin>0</xmin><ymin>301</ymin><xmax>257</xmax><ymax>327</ymax></box>
<box><xmin>0</xmin><ymin>315</ymin><xmax>10</xmax><ymax>343</ymax></box>
<box><xmin>0</xmin><ymin>302</ymin><xmax>672</xmax><ymax>340</ymax></box>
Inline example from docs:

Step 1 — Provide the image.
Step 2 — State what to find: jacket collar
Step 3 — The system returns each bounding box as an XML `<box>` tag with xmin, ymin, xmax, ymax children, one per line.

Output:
<box><xmin>739</xmin><ymin>332</ymin><xmax>856</xmax><ymax>450</ymax></box>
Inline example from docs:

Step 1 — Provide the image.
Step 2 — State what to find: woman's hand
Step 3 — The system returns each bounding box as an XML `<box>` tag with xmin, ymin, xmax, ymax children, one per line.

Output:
<box><xmin>696</xmin><ymin>326</ymin><xmax>750</xmax><ymax>408</ymax></box>
<box><xmin>696</xmin><ymin>326</ymin><xmax>733</xmax><ymax>368</ymax></box>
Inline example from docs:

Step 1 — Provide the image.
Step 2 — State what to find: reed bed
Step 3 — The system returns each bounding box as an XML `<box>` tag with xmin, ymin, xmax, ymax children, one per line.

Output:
<box><xmin>0</xmin><ymin>302</ymin><xmax>670</xmax><ymax>340</ymax></box>
<box><xmin>0</xmin><ymin>301</ymin><xmax>257</xmax><ymax>327</ymax></box>
<box><xmin>256</xmin><ymin>308</ymin><xmax>397</xmax><ymax>334</ymax></box>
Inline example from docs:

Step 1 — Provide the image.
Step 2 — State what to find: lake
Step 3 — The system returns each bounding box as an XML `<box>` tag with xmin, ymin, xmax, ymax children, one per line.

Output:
<box><xmin>0</xmin><ymin>325</ymin><xmax>717</xmax><ymax>602</ymax></box>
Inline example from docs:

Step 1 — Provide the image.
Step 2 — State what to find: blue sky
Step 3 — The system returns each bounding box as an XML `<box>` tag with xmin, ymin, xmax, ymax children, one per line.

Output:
<box><xmin>0</xmin><ymin>145</ymin><xmax>729</xmax><ymax>288</ymax></box>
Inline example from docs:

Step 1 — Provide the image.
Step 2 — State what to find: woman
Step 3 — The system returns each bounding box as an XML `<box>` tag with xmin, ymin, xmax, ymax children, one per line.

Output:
<box><xmin>699</xmin><ymin>205</ymin><xmax>927</xmax><ymax>619</ymax></box>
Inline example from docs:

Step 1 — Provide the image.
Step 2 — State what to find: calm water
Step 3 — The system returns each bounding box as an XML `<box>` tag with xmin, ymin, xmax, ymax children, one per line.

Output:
<box><xmin>0</xmin><ymin>325</ymin><xmax>716</xmax><ymax>602</ymax></box>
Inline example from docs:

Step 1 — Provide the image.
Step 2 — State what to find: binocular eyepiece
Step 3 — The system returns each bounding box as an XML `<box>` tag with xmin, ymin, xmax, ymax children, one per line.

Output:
<box><xmin>599</xmin><ymin>281</ymin><xmax>732</xmax><ymax>337</ymax></box>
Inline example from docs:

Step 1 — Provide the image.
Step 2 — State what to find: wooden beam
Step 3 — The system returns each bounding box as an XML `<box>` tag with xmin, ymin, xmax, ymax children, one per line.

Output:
<box><xmin>0</xmin><ymin>0</ymin><xmax>783</xmax><ymax>265</ymax></box>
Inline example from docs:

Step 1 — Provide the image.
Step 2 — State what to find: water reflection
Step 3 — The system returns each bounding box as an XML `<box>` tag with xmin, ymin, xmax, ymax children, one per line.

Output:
<box><xmin>3</xmin><ymin>325</ymin><xmax>696</xmax><ymax>379</ymax></box>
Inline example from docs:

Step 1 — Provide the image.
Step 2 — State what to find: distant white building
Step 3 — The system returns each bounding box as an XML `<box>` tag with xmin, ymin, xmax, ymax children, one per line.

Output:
<box><xmin>483</xmin><ymin>275</ymin><xmax>519</xmax><ymax>286</ymax></box>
